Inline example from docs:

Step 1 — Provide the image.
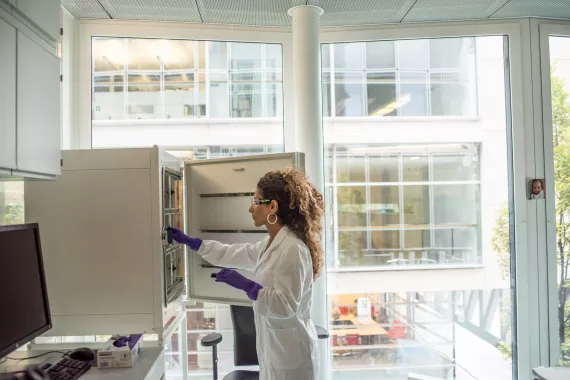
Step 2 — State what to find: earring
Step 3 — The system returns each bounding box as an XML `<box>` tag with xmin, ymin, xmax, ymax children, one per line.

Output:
<box><xmin>267</xmin><ymin>213</ymin><xmax>278</xmax><ymax>225</ymax></box>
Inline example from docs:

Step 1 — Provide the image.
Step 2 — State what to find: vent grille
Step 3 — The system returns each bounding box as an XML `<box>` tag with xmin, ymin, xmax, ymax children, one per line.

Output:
<box><xmin>310</xmin><ymin>0</ymin><xmax>416</xmax><ymax>26</ymax></box>
<box><xmin>61</xmin><ymin>0</ymin><xmax>111</xmax><ymax>19</ymax></box>
<box><xmin>98</xmin><ymin>0</ymin><xmax>202</xmax><ymax>22</ymax></box>
<box><xmin>402</xmin><ymin>0</ymin><xmax>503</xmax><ymax>23</ymax></box>
<box><xmin>197</xmin><ymin>0</ymin><xmax>293</xmax><ymax>27</ymax></box>
<box><xmin>492</xmin><ymin>0</ymin><xmax>570</xmax><ymax>19</ymax></box>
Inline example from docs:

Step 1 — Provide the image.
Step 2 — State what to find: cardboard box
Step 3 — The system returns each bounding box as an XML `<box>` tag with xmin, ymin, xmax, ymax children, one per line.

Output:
<box><xmin>97</xmin><ymin>334</ymin><xmax>142</xmax><ymax>368</ymax></box>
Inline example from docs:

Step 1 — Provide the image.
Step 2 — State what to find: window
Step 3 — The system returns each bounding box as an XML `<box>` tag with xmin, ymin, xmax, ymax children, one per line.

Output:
<box><xmin>91</xmin><ymin>38</ymin><xmax>284</xmax><ymax>154</ymax></box>
<box><xmin>323</xmin><ymin>36</ymin><xmax>513</xmax><ymax>380</ymax></box>
<box><xmin>548</xmin><ymin>35</ymin><xmax>570</xmax><ymax>366</ymax></box>
<box><xmin>321</xmin><ymin>37</ymin><xmax>476</xmax><ymax>117</ymax></box>
<box><xmin>0</xmin><ymin>182</ymin><xmax>24</xmax><ymax>225</ymax></box>
<box><xmin>330</xmin><ymin>144</ymin><xmax>481</xmax><ymax>267</ymax></box>
<box><xmin>91</xmin><ymin>38</ymin><xmax>283</xmax><ymax>121</ymax></box>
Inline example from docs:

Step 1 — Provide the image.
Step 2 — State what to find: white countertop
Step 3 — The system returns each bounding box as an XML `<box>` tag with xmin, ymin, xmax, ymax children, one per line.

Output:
<box><xmin>1</xmin><ymin>347</ymin><xmax>165</xmax><ymax>380</ymax></box>
<box><xmin>533</xmin><ymin>367</ymin><xmax>570</xmax><ymax>380</ymax></box>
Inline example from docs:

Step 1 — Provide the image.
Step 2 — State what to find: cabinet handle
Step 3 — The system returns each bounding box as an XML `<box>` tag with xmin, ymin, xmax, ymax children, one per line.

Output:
<box><xmin>233</xmin><ymin>168</ymin><xmax>245</xmax><ymax>172</ymax></box>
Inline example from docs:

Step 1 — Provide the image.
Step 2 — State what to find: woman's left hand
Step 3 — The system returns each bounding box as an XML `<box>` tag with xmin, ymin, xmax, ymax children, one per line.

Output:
<box><xmin>215</xmin><ymin>269</ymin><xmax>263</xmax><ymax>301</ymax></box>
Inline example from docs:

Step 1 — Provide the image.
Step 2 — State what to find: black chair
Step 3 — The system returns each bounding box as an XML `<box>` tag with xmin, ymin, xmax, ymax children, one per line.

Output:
<box><xmin>201</xmin><ymin>305</ymin><xmax>329</xmax><ymax>380</ymax></box>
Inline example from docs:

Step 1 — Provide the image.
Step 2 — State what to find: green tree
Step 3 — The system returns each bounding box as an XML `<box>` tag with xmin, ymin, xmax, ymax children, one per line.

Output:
<box><xmin>552</xmin><ymin>68</ymin><xmax>570</xmax><ymax>360</ymax></box>
<box><xmin>4</xmin><ymin>204</ymin><xmax>24</xmax><ymax>225</ymax></box>
<box><xmin>494</xmin><ymin>68</ymin><xmax>570</xmax><ymax>362</ymax></box>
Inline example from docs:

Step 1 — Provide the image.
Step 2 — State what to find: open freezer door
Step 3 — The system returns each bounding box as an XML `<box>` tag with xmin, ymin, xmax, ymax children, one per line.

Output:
<box><xmin>185</xmin><ymin>152</ymin><xmax>305</xmax><ymax>305</ymax></box>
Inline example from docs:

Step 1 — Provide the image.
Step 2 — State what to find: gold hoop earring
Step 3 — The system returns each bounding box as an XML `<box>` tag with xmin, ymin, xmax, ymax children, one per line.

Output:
<box><xmin>267</xmin><ymin>214</ymin><xmax>278</xmax><ymax>225</ymax></box>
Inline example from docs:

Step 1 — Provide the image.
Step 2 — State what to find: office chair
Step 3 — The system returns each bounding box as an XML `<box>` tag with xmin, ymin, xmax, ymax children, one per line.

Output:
<box><xmin>201</xmin><ymin>305</ymin><xmax>329</xmax><ymax>380</ymax></box>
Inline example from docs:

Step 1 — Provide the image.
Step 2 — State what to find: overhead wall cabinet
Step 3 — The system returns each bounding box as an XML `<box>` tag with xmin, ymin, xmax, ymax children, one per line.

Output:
<box><xmin>0</xmin><ymin>0</ymin><xmax>61</xmax><ymax>179</ymax></box>
<box><xmin>16</xmin><ymin>0</ymin><xmax>61</xmax><ymax>42</ymax></box>
<box><xmin>0</xmin><ymin>17</ymin><xmax>17</xmax><ymax>173</ymax></box>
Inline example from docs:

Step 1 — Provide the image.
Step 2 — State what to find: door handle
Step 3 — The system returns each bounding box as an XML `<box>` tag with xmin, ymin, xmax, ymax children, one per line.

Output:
<box><xmin>201</xmin><ymin>264</ymin><xmax>235</xmax><ymax>270</ymax></box>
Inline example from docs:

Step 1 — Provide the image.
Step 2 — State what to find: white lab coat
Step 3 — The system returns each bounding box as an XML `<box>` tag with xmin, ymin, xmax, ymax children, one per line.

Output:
<box><xmin>197</xmin><ymin>225</ymin><xmax>319</xmax><ymax>380</ymax></box>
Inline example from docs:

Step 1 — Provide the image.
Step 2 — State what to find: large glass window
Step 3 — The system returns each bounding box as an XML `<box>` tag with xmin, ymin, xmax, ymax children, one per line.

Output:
<box><xmin>90</xmin><ymin>37</ymin><xmax>285</xmax><ymax>379</ymax></box>
<box><xmin>91</xmin><ymin>37</ymin><xmax>284</xmax><ymax>155</ymax></box>
<box><xmin>92</xmin><ymin>38</ymin><xmax>283</xmax><ymax>121</ymax></box>
<box><xmin>0</xmin><ymin>182</ymin><xmax>24</xmax><ymax>226</ymax></box>
<box><xmin>548</xmin><ymin>35</ymin><xmax>570</xmax><ymax>365</ymax></box>
<box><xmin>322</xmin><ymin>37</ymin><xmax>477</xmax><ymax>118</ymax></box>
<box><xmin>330</xmin><ymin>144</ymin><xmax>481</xmax><ymax>267</ymax></box>
<box><xmin>324</xmin><ymin>36</ymin><xmax>513</xmax><ymax>380</ymax></box>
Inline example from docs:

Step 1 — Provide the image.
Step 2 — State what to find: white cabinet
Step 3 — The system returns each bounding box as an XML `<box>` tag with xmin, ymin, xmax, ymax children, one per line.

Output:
<box><xmin>17</xmin><ymin>32</ymin><xmax>61</xmax><ymax>175</ymax></box>
<box><xmin>0</xmin><ymin>18</ymin><xmax>16</xmax><ymax>171</ymax></box>
<box><xmin>16</xmin><ymin>0</ymin><xmax>61</xmax><ymax>41</ymax></box>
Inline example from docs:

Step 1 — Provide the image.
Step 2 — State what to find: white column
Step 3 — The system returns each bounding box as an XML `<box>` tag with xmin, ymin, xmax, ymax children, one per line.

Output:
<box><xmin>289</xmin><ymin>5</ymin><xmax>328</xmax><ymax>379</ymax></box>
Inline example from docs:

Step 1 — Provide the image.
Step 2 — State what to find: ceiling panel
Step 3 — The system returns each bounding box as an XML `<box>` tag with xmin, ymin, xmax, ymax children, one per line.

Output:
<box><xmin>61</xmin><ymin>0</ymin><xmax>570</xmax><ymax>27</ymax></box>
<box><xmin>310</xmin><ymin>0</ymin><xmax>417</xmax><ymax>26</ymax></box>
<box><xmin>61</xmin><ymin>0</ymin><xmax>111</xmax><ymax>19</ymax></box>
<box><xmin>197</xmin><ymin>0</ymin><xmax>293</xmax><ymax>27</ymax></box>
<box><xmin>98</xmin><ymin>0</ymin><xmax>202</xmax><ymax>22</ymax></box>
<box><xmin>492</xmin><ymin>0</ymin><xmax>570</xmax><ymax>19</ymax></box>
<box><xmin>402</xmin><ymin>0</ymin><xmax>507</xmax><ymax>23</ymax></box>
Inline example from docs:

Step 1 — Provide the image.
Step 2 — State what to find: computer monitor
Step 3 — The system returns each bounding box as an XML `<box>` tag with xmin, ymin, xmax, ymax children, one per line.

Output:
<box><xmin>0</xmin><ymin>223</ymin><xmax>51</xmax><ymax>358</ymax></box>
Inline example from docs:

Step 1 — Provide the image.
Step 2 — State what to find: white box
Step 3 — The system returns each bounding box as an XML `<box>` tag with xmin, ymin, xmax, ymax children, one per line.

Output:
<box><xmin>98</xmin><ymin>334</ymin><xmax>142</xmax><ymax>368</ymax></box>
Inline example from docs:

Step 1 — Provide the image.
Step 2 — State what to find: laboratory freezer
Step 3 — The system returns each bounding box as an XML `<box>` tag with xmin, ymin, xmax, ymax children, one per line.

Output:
<box><xmin>24</xmin><ymin>147</ymin><xmax>304</xmax><ymax>337</ymax></box>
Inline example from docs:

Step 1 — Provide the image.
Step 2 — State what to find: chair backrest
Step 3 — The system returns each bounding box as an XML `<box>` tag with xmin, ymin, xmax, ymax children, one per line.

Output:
<box><xmin>230</xmin><ymin>305</ymin><xmax>259</xmax><ymax>366</ymax></box>
<box><xmin>387</xmin><ymin>320</ymin><xmax>407</xmax><ymax>339</ymax></box>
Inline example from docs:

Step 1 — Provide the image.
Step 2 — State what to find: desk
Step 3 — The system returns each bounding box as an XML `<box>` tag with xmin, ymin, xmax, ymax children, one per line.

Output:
<box><xmin>0</xmin><ymin>347</ymin><xmax>165</xmax><ymax>380</ymax></box>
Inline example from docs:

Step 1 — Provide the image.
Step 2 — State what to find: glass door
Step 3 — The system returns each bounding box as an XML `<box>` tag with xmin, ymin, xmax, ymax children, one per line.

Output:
<box><xmin>322</xmin><ymin>35</ymin><xmax>517</xmax><ymax>380</ymax></box>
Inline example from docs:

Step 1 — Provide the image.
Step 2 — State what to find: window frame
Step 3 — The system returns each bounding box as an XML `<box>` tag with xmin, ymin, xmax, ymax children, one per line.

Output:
<box><xmin>321</xmin><ymin>20</ymin><xmax>540</xmax><ymax>379</ymax></box>
<box><xmin>77</xmin><ymin>22</ymin><xmax>293</xmax><ymax>150</ymax></box>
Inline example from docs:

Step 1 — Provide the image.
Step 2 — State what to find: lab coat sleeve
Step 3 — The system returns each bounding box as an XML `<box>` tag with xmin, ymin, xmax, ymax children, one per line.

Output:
<box><xmin>255</xmin><ymin>244</ymin><xmax>310</xmax><ymax>319</ymax></box>
<box><xmin>197</xmin><ymin>239</ymin><xmax>265</xmax><ymax>271</ymax></box>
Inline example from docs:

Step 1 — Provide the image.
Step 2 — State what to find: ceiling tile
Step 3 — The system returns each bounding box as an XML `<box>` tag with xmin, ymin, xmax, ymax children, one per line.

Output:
<box><xmin>61</xmin><ymin>0</ymin><xmax>111</xmax><ymax>19</ymax></box>
<box><xmin>98</xmin><ymin>0</ymin><xmax>202</xmax><ymax>22</ymax></box>
<box><xmin>492</xmin><ymin>0</ymin><xmax>570</xmax><ymax>19</ymax></box>
<box><xmin>197</xmin><ymin>0</ymin><xmax>293</xmax><ymax>27</ymax></box>
<box><xmin>311</xmin><ymin>0</ymin><xmax>417</xmax><ymax>26</ymax></box>
<box><xmin>309</xmin><ymin>0</ymin><xmax>415</xmax><ymax>26</ymax></box>
<box><xmin>402</xmin><ymin>0</ymin><xmax>505</xmax><ymax>22</ymax></box>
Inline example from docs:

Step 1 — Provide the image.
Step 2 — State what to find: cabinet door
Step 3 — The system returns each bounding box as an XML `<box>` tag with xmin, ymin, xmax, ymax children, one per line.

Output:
<box><xmin>17</xmin><ymin>32</ymin><xmax>61</xmax><ymax>175</ymax></box>
<box><xmin>185</xmin><ymin>153</ymin><xmax>304</xmax><ymax>305</ymax></box>
<box><xmin>0</xmin><ymin>18</ymin><xmax>16</xmax><ymax>170</ymax></box>
<box><xmin>17</xmin><ymin>0</ymin><xmax>61</xmax><ymax>41</ymax></box>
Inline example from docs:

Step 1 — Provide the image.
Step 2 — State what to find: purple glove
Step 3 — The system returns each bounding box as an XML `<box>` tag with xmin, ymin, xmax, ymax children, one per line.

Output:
<box><xmin>215</xmin><ymin>269</ymin><xmax>263</xmax><ymax>301</ymax></box>
<box><xmin>167</xmin><ymin>227</ymin><xmax>202</xmax><ymax>251</ymax></box>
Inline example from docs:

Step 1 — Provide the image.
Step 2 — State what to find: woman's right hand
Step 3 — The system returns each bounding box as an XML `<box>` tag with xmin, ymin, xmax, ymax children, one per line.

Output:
<box><xmin>167</xmin><ymin>227</ymin><xmax>202</xmax><ymax>251</ymax></box>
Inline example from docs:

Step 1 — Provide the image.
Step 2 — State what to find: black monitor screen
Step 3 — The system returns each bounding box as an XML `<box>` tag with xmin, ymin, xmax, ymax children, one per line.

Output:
<box><xmin>0</xmin><ymin>224</ymin><xmax>51</xmax><ymax>358</ymax></box>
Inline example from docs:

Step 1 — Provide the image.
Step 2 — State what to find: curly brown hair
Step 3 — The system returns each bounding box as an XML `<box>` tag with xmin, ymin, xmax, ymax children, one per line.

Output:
<box><xmin>257</xmin><ymin>167</ymin><xmax>324</xmax><ymax>281</ymax></box>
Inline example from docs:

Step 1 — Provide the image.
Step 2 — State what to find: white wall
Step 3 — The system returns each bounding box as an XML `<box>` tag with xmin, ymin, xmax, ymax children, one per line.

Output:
<box><xmin>61</xmin><ymin>7</ymin><xmax>78</xmax><ymax>150</ymax></box>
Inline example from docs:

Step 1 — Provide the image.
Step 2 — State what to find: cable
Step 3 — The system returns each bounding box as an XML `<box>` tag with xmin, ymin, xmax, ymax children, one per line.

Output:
<box><xmin>4</xmin><ymin>350</ymin><xmax>69</xmax><ymax>362</ymax></box>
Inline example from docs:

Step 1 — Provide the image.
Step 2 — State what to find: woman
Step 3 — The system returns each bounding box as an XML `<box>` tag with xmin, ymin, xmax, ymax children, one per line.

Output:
<box><xmin>168</xmin><ymin>167</ymin><xmax>324</xmax><ymax>380</ymax></box>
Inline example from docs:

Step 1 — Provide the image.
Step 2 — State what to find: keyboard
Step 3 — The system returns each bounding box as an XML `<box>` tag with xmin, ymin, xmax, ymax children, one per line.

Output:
<box><xmin>44</xmin><ymin>358</ymin><xmax>91</xmax><ymax>380</ymax></box>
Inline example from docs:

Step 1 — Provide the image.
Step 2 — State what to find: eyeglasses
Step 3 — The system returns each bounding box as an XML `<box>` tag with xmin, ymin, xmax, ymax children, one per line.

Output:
<box><xmin>251</xmin><ymin>197</ymin><xmax>271</xmax><ymax>206</ymax></box>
